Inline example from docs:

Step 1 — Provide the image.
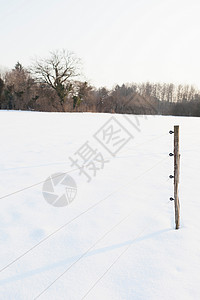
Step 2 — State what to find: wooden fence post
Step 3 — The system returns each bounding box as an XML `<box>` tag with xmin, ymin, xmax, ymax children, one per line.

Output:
<box><xmin>174</xmin><ymin>125</ymin><xmax>180</xmax><ymax>229</ymax></box>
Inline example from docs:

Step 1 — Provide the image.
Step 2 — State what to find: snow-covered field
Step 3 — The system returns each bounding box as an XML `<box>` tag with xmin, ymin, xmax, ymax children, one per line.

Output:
<box><xmin>0</xmin><ymin>110</ymin><xmax>200</xmax><ymax>300</ymax></box>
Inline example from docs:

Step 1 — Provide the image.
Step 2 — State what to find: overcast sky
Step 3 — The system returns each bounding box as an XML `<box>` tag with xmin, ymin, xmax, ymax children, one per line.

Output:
<box><xmin>1</xmin><ymin>0</ymin><xmax>200</xmax><ymax>88</ymax></box>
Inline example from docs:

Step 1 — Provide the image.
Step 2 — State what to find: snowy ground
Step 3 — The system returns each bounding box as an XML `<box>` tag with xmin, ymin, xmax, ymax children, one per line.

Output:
<box><xmin>0</xmin><ymin>110</ymin><xmax>200</xmax><ymax>300</ymax></box>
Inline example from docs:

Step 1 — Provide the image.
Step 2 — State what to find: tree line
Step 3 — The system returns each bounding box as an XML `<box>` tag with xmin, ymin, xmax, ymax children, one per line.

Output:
<box><xmin>1</xmin><ymin>50</ymin><xmax>200</xmax><ymax>116</ymax></box>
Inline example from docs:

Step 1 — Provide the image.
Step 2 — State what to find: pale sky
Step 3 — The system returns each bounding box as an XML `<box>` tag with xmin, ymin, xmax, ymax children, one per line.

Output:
<box><xmin>0</xmin><ymin>0</ymin><xmax>200</xmax><ymax>88</ymax></box>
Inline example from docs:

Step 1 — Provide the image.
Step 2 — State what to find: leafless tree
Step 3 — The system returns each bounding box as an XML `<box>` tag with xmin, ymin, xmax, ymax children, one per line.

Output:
<box><xmin>31</xmin><ymin>50</ymin><xmax>81</xmax><ymax>110</ymax></box>
<box><xmin>2</xmin><ymin>62</ymin><xmax>35</xmax><ymax>110</ymax></box>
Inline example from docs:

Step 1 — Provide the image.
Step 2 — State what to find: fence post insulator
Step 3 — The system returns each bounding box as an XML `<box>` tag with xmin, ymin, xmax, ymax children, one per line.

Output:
<box><xmin>169</xmin><ymin>130</ymin><xmax>174</xmax><ymax>134</ymax></box>
<box><xmin>169</xmin><ymin>153</ymin><xmax>174</xmax><ymax>157</ymax></box>
<box><xmin>169</xmin><ymin>175</ymin><xmax>174</xmax><ymax>179</ymax></box>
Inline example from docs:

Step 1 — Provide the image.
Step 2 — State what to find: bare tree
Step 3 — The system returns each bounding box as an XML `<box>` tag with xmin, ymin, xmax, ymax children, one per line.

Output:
<box><xmin>31</xmin><ymin>50</ymin><xmax>81</xmax><ymax>110</ymax></box>
<box><xmin>3</xmin><ymin>62</ymin><xmax>35</xmax><ymax>110</ymax></box>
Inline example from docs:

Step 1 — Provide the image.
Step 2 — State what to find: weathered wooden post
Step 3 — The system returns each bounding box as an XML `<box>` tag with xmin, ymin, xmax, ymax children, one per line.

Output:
<box><xmin>169</xmin><ymin>126</ymin><xmax>180</xmax><ymax>229</ymax></box>
<box><xmin>174</xmin><ymin>125</ymin><xmax>180</xmax><ymax>229</ymax></box>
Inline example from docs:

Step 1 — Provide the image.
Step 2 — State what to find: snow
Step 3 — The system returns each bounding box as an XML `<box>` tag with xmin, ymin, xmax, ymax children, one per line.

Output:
<box><xmin>0</xmin><ymin>110</ymin><xmax>200</xmax><ymax>300</ymax></box>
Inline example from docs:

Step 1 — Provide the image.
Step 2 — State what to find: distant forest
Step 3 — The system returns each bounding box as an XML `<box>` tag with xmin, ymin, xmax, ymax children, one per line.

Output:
<box><xmin>1</xmin><ymin>51</ymin><xmax>200</xmax><ymax>116</ymax></box>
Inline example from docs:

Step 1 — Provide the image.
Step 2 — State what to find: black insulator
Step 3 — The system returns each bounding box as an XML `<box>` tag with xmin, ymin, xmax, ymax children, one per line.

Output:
<box><xmin>170</xmin><ymin>197</ymin><xmax>174</xmax><ymax>201</ymax></box>
<box><xmin>169</xmin><ymin>130</ymin><xmax>174</xmax><ymax>134</ymax></box>
<box><xmin>169</xmin><ymin>153</ymin><xmax>174</xmax><ymax>157</ymax></box>
<box><xmin>169</xmin><ymin>175</ymin><xmax>174</xmax><ymax>179</ymax></box>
